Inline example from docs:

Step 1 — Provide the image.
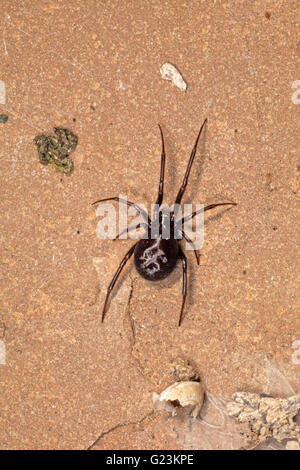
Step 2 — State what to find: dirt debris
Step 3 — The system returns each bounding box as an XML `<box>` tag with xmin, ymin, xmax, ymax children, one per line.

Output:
<box><xmin>227</xmin><ymin>392</ymin><xmax>300</xmax><ymax>449</ymax></box>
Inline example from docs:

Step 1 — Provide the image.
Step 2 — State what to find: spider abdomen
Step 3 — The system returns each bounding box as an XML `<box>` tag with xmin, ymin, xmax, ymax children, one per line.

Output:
<box><xmin>134</xmin><ymin>238</ymin><xmax>178</xmax><ymax>281</ymax></box>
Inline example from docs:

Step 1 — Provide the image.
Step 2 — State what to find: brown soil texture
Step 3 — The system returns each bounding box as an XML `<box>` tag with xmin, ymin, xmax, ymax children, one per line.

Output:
<box><xmin>0</xmin><ymin>0</ymin><xmax>299</xmax><ymax>449</ymax></box>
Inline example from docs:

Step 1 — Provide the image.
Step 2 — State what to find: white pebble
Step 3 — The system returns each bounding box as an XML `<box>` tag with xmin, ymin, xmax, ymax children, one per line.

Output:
<box><xmin>160</xmin><ymin>62</ymin><xmax>187</xmax><ymax>91</ymax></box>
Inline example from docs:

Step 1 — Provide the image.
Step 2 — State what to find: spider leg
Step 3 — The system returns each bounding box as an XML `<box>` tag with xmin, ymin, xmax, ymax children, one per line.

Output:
<box><xmin>113</xmin><ymin>222</ymin><xmax>149</xmax><ymax>240</ymax></box>
<box><xmin>180</xmin><ymin>230</ymin><xmax>200</xmax><ymax>265</ymax></box>
<box><xmin>155</xmin><ymin>124</ymin><xmax>166</xmax><ymax>208</ymax></box>
<box><xmin>178</xmin><ymin>245</ymin><xmax>187</xmax><ymax>327</ymax></box>
<box><xmin>180</xmin><ymin>202</ymin><xmax>237</xmax><ymax>225</ymax></box>
<box><xmin>101</xmin><ymin>242</ymin><xmax>137</xmax><ymax>322</ymax></box>
<box><xmin>92</xmin><ymin>197</ymin><xmax>151</xmax><ymax>226</ymax></box>
<box><xmin>152</xmin><ymin>125</ymin><xmax>166</xmax><ymax>226</ymax></box>
<box><xmin>173</xmin><ymin>118</ymin><xmax>207</xmax><ymax>216</ymax></box>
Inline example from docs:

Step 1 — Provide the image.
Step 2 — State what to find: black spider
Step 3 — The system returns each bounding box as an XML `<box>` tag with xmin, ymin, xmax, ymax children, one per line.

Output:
<box><xmin>93</xmin><ymin>119</ymin><xmax>236</xmax><ymax>325</ymax></box>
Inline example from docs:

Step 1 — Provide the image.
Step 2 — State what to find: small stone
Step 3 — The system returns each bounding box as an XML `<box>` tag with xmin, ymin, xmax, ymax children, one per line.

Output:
<box><xmin>160</xmin><ymin>62</ymin><xmax>187</xmax><ymax>91</ymax></box>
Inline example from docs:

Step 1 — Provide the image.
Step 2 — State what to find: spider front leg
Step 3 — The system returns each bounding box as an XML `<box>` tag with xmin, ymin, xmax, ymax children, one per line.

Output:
<box><xmin>155</xmin><ymin>124</ymin><xmax>166</xmax><ymax>207</ymax></box>
<box><xmin>101</xmin><ymin>242</ymin><xmax>137</xmax><ymax>322</ymax></box>
<box><xmin>178</xmin><ymin>245</ymin><xmax>187</xmax><ymax>326</ymax></box>
<box><xmin>152</xmin><ymin>124</ymin><xmax>166</xmax><ymax>224</ymax></box>
<box><xmin>173</xmin><ymin>118</ymin><xmax>207</xmax><ymax>218</ymax></box>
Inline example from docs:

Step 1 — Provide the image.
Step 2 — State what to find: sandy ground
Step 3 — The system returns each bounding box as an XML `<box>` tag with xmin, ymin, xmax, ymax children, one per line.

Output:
<box><xmin>0</xmin><ymin>0</ymin><xmax>299</xmax><ymax>450</ymax></box>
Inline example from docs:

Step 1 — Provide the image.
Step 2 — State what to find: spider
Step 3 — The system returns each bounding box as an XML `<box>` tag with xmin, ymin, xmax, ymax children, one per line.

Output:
<box><xmin>93</xmin><ymin>118</ymin><xmax>236</xmax><ymax>326</ymax></box>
